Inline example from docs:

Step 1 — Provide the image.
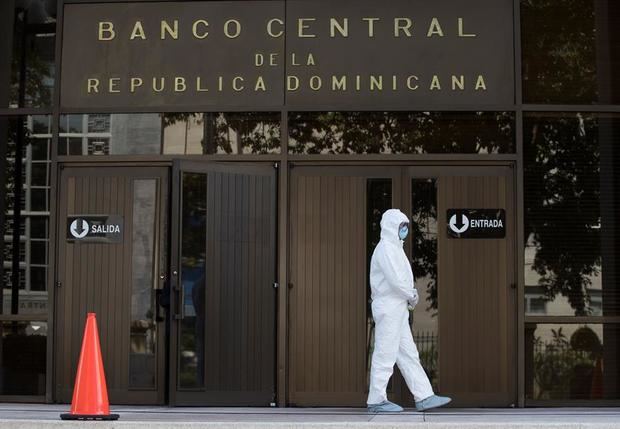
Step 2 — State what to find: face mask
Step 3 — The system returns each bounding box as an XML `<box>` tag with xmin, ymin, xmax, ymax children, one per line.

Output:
<box><xmin>398</xmin><ymin>225</ymin><xmax>409</xmax><ymax>240</ymax></box>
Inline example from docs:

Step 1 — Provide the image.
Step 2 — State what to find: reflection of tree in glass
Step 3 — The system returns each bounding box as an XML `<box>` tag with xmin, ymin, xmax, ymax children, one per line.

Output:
<box><xmin>288</xmin><ymin>112</ymin><xmax>513</xmax><ymax>154</ymax></box>
<box><xmin>524</xmin><ymin>114</ymin><xmax>602</xmax><ymax>315</ymax></box>
<box><xmin>163</xmin><ymin>113</ymin><xmax>280</xmax><ymax>154</ymax></box>
<box><xmin>521</xmin><ymin>0</ymin><xmax>597</xmax><ymax>104</ymax></box>
<box><xmin>10</xmin><ymin>3</ymin><xmax>56</xmax><ymax>107</ymax></box>
<box><xmin>411</xmin><ymin>180</ymin><xmax>438</xmax><ymax>313</ymax></box>
<box><xmin>180</xmin><ymin>173</ymin><xmax>207</xmax><ymax>268</ymax></box>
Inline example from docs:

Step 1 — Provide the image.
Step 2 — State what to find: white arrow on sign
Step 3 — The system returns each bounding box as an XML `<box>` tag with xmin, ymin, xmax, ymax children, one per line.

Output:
<box><xmin>449</xmin><ymin>214</ymin><xmax>469</xmax><ymax>234</ymax></box>
<box><xmin>70</xmin><ymin>219</ymin><xmax>89</xmax><ymax>239</ymax></box>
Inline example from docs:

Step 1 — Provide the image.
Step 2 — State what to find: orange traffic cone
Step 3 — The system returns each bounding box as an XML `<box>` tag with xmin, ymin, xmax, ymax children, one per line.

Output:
<box><xmin>60</xmin><ymin>313</ymin><xmax>119</xmax><ymax>420</ymax></box>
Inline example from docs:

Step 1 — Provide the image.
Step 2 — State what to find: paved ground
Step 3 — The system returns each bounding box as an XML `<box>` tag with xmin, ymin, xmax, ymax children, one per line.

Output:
<box><xmin>0</xmin><ymin>404</ymin><xmax>619</xmax><ymax>428</ymax></box>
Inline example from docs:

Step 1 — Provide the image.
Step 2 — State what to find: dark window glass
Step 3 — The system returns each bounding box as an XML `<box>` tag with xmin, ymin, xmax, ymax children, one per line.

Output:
<box><xmin>366</xmin><ymin>179</ymin><xmax>392</xmax><ymax>389</ymax></box>
<box><xmin>67</xmin><ymin>138</ymin><xmax>82</xmax><ymax>156</ymax></box>
<box><xmin>59</xmin><ymin>113</ymin><xmax>281</xmax><ymax>155</ymax></box>
<box><xmin>30</xmin><ymin>163</ymin><xmax>47</xmax><ymax>187</ymax></box>
<box><xmin>1</xmin><ymin>116</ymin><xmax>50</xmax><ymax>316</ymax></box>
<box><xmin>29</xmin><ymin>217</ymin><xmax>47</xmax><ymax>239</ymax></box>
<box><xmin>30</xmin><ymin>241</ymin><xmax>46</xmax><ymax>266</ymax></box>
<box><xmin>30</xmin><ymin>139</ymin><xmax>49</xmax><ymax>161</ymax></box>
<box><xmin>179</xmin><ymin>172</ymin><xmax>207</xmax><ymax>388</ymax></box>
<box><xmin>526</xmin><ymin>324</ymin><xmax>620</xmax><ymax>400</ymax></box>
<box><xmin>0</xmin><ymin>321</ymin><xmax>47</xmax><ymax>395</ymax></box>
<box><xmin>524</xmin><ymin>113</ymin><xmax>620</xmax><ymax>316</ymax></box>
<box><xmin>6</xmin><ymin>1</ymin><xmax>57</xmax><ymax>108</ymax></box>
<box><xmin>29</xmin><ymin>267</ymin><xmax>46</xmax><ymax>292</ymax></box>
<box><xmin>522</xmin><ymin>1</ymin><xmax>620</xmax><ymax>104</ymax></box>
<box><xmin>68</xmin><ymin>115</ymin><xmax>83</xmax><ymax>133</ymax></box>
<box><xmin>31</xmin><ymin>116</ymin><xmax>49</xmax><ymax>135</ymax></box>
<box><xmin>411</xmin><ymin>178</ymin><xmax>439</xmax><ymax>390</ymax></box>
<box><xmin>130</xmin><ymin>179</ymin><xmax>158</xmax><ymax>389</ymax></box>
<box><xmin>288</xmin><ymin>112</ymin><xmax>515</xmax><ymax>154</ymax></box>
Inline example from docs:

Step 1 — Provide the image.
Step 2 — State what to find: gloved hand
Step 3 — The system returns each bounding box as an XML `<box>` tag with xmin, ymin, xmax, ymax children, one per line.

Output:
<box><xmin>407</xmin><ymin>289</ymin><xmax>419</xmax><ymax>311</ymax></box>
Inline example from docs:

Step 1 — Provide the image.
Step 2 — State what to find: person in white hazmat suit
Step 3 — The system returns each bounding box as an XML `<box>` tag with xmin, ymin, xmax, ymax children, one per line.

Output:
<box><xmin>367</xmin><ymin>209</ymin><xmax>451</xmax><ymax>413</ymax></box>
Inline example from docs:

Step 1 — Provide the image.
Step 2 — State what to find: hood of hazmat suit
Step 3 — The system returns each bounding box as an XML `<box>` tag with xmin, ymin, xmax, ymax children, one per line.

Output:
<box><xmin>369</xmin><ymin>209</ymin><xmax>416</xmax><ymax>309</ymax></box>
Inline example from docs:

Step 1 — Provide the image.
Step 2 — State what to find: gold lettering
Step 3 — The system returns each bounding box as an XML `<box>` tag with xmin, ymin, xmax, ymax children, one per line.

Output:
<box><xmin>232</xmin><ymin>76</ymin><xmax>244</xmax><ymax>91</ymax></box>
<box><xmin>394</xmin><ymin>18</ymin><xmax>412</xmax><ymax>37</ymax></box>
<box><xmin>87</xmin><ymin>79</ymin><xmax>100</xmax><ymax>93</ymax></box>
<box><xmin>196</xmin><ymin>77</ymin><xmax>208</xmax><ymax>92</ymax></box>
<box><xmin>218</xmin><ymin>76</ymin><xmax>223</xmax><ymax>91</ymax></box>
<box><xmin>363</xmin><ymin>18</ymin><xmax>380</xmax><ymax>37</ymax></box>
<box><xmin>310</xmin><ymin>76</ymin><xmax>322</xmax><ymax>91</ymax></box>
<box><xmin>392</xmin><ymin>75</ymin><xmax>398</xmax><ymax>90</ymax></box>
<box><xmin>370</xmin><ymin>75</ymin><xmax>383</xmax><ymax>91</ymax></box>
<box><xmin>130</xmin><ymin>21</ymin><xmax>146</xmax><ymax>40</ymax></box>
<box><xmin>175</xmin><ymin>77</ymin><xmax>187</xmax><ymax>92</ymax></box>
<box><xmin>153</xmin><ymin>78</ymin><xmax>165</xmax><ymax>92</ymax></box>
<box><xmin>452</xmin><ymin>75</ymin><xmax>465</xmax><ymax>90</ymax></box>
<box><xmin>192</xmin><ymin>20</ymin><xmax>209</xmax><ymax>39</ymax></box>
<box><xmin>330</xmin><ymin>18</ymin><xmax>349</xmax><ymax>37</ymax></box>
<box><xmin>269</xmin><ymin>53</ymin><xmax>278</xmax><ymax>66</ymax></box>
<box><xmin>291</xmin><ymin>53</ymin><xmax>299</xmax><ymax>66</ymax></box>
<box><xmin>109</xmin><ymin>78</ymin><xmax>121</xmax><ymax>93</ymax></box>
<box><xmin>298</xmin><ymin>18</ymin><xmax>316</xmax><ymax>38</ymax></box>
<box><xmin>98</xmin><ymin>22</ymin><xmax>115</xmax><ymax>41</ymax></box>
<box><xmin>130</xmin><ymin>77</ymin><xmax>143</xmax><ymax>93</ymax></box>
<box><xmin>332</xmin><ymin>75</ymin><xmax>346</xmax><ymax>91</ymax></box>
<box><xmin>407</xmin><ymin>75</ymin><xmax>419</xmax><ymax>90</ymax></box>
<box><xmin>427</xmin><ymin>18</ymin><xmax>444</xmax><ymax>37</ymax></box>
<box><xmin>267</xmin><ymin>18</ymin><xmax>284</xmax><ymax>38</ymax></box>
<box><xmin>355</xmin><ymin>75</ymin><xmax>361</xmax><ymax>91</ymax></box>
<box><xmin>224</xmin><ymin>19</ymin><xmax>241</xmax><ymax>38</ymax></box>
<box><xmin>458</xmin><ymin>18</ymin><xmax>476</xmax><ymax>37</ymax></box>
<box><xmin>430</xmin><ymin>75</ymin><xmax>441</xmax><ymax>90</ymax></box>
<box><xmin>307</xmin><ymin>53</ymin><xmax>315</xmax><ymax>66</ymax></box>
<box><xmin>161</xmin><ymin>20</ymin><xmax>178</xmax><ymax>39</ymax></box>
<box><xmin>475</xmin><ymin>75</ymin><xmax>487</xmax><ymax>90</ymax></box>
<box><xmin>255</xmin><ymin>76</ymin><xmax>266</xmax><ymax>91</ymax></box>
<box><xmin>287</xmin><ymin>76</ymin><xmax>299</xmax><ymax>91</ymax></box>
<box><xmin>255</xmin><ymin>54</ymin><xmax>264</xmax><ymax>67</ymax></box>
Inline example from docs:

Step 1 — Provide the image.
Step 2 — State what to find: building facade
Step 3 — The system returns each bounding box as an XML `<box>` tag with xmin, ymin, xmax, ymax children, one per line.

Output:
<box><xmin>0</xmin><ymin>0</ymin><xmax>619</xmax><ymax>407</ymax></box>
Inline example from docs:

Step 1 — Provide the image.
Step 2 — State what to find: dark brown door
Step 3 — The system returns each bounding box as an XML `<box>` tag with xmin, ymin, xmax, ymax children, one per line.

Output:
<box><xmin>407</xmin><ymin>166</ymin><xmax>517</xmax><ymax>407</ymax></box>
<box><xmin>288</xmin><ymin>166</ymin><xmax>401</xmax><ymax>406</ymax></box>
<box><xmin>170</xmin><ymin>161</ymin><xmax>277</xmax><ymax>406</ymax></box>
<box><xmin>288</xmin><ymin>165</ymin><xmax>516</xmax><ymax>407</ymax></box>
<box><xmin>55</xmin><ymin>167</ymin><xmax>167</xmax><ymax>404</ymax></box>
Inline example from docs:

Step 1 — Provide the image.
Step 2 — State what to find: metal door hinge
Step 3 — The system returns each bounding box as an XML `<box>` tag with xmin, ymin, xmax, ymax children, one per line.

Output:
<box><xmin>273</xmin><ymin>282</ymin><xmax>279</xmax><ymax>289</ymax></box>
<box><xmin>56</xmin><ymin>281</ymin><xmax>62</xmax><ymax>288</ymax></box>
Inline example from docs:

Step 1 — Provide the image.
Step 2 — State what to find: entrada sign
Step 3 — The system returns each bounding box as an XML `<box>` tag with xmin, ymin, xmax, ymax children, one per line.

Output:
<box><xmin>67</xmin><ymin>215</ymin><xmax>124</xmax><ymax>243</ymax></box>
<box><xmin>60</xmin><ymin>0</ymin><xmax>514</xmax><ymax>109</ymax></box>
<box><xmin>447</xmin><ymin>209</ymin><xmax>506</xmax><ymax>239</ymax></box>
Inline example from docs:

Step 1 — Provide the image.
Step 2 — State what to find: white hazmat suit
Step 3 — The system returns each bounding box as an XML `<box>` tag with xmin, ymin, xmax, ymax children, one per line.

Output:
<box><xmin>367</xmin><ymin>209</ymin><xmax>435</xmax><ymax>407</ymax></box>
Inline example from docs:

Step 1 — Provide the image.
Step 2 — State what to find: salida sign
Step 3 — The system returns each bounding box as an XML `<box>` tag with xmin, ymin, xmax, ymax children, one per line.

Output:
<box><xmin>67</xmin><ymin>215</ymin><xmax>124</xmax><ymax>243</ymax></box>
<box><xmin>447</xmin><ymin>209</ymin><xmax>505</xmax><ymax>239</ymax></box>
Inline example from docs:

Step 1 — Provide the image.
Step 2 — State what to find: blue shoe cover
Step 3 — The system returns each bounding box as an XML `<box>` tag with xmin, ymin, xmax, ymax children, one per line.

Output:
<box><xmin>415</xmin><ymin>395</ymin><xmax>452</xmax><ymax>411</ymax></box>
<box><xmin>367</xmin><ymin>400</ymin><xmax>404</xmax><ymax>413</ymax></box>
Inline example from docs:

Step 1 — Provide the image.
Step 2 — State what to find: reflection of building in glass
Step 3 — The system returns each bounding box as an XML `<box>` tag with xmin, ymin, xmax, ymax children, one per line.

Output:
<box><xmin>3</xmin><ymin>116</ymin><xmax>51</xmax><ymax>315</ymax></box>
<box><xmin>525</xmin><ymin>240</ymin><xmax>603</xmax><ymax>318</ymax></box>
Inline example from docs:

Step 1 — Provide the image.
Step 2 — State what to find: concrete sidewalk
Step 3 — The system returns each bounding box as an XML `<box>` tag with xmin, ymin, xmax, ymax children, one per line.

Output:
<box><xmin>0</xmin><ymin>404</ymin><xmax>619</xmax><ymax>428</ymax></box>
